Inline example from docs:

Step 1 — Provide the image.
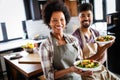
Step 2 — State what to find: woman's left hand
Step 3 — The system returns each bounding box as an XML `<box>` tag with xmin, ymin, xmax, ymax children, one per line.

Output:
<box><xmin>70</xmin><ymin>66</ymin><xmax>93</xmax><ymax>76</ymax></box>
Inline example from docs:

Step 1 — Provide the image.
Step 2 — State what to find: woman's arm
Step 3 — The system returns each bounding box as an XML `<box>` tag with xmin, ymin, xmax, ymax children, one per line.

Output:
<box><xmin>54</xmin><ymin>66</ymin><xmax>92</xmax><ymax>79</ymax></box>
<box><xmin>39</xmin><ymin>41</ymin><xmax>55</xmax><ymax>80</ymax></box>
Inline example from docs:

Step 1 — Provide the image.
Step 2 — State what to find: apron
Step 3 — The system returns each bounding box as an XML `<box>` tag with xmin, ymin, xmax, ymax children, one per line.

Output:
<box><xmin>80</xmin><ymin>29</ymin><xmax>97</xmax><ymax>59</ymax></box>
<box><xmin>80</xmin><ymin>29</ymin><xmax>120</xmax><ymax>80</ymax></box>
<box><xmin>82</xmin><ymin>65</ymin><xmax>120</xmax><ymax>80</ymax></box>
<box><xmin>52</xmin><ymin>37</ymin><xmax>82</xmax><ymax>80</ymax></box>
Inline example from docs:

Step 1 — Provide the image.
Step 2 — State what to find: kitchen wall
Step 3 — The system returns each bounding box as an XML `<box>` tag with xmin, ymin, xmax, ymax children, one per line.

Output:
<box><xmin>0</xmin><ymin>0</ymin><xmax>26</xmax><ymax>41</ymax></box>
<box><xmin>0</xmin><ymin>0</ymin><xmax>107</xmax><ymax>42</ymax></box>
<box><xmin>25</xmin><ymin>17</ymin><xmax>80</xmax><ymax>39</ymax></box>
<box><xmin>0</xmin><ymin>24</ymin><xmax>3</xmax><ymax>41</ymax></box>
<box><xmin>25</xmin><ymin>20</ymin><xmax>50</xmax><ymax>39</ymax></box>
<box><xmin>25</xmin><ymin>16</ymin><xmax>107</xmax><ymax>40</ymax></box>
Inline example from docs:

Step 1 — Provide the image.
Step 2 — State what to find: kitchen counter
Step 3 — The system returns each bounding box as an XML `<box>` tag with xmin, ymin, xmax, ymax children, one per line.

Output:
<box><xmin>0</xmin><ymin>39</ymin><xmax>45</xmax><ymax>52</ymax></box>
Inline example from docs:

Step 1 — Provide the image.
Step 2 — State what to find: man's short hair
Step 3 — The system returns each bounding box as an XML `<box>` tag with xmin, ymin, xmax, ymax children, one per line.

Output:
<box><xmin>78</xmin><ymin>3</ymin><xmax>93</xmax><ymax>13</ymax></box>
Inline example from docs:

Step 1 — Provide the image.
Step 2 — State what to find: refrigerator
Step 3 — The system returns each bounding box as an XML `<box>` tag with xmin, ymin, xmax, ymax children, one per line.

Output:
<box><xmin>107</xmin><ymin>12</ymin><xmax>120</xmax><ymax>74</ymax></box>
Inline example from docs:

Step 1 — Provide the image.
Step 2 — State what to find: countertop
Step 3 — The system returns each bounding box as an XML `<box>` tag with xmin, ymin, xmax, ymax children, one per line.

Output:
<box><xmin>0</xmin><ymin>39</ymin><xmax>45</xmax><ymax>52</ymax></box>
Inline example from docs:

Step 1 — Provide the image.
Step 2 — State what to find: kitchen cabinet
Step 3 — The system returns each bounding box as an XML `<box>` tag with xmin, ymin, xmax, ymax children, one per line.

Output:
<box><xmin>23</xmin><ymin>0</ymin><xmax>46</xmax><ymax>20</ymax></box>
<box><xmin>23</xmin><ymin>0</ymin><xmax>78</xmax><ymax>20</ymax></box>
<box><xmin>116</xmin><ymin>0</ymin><xmax>120</xmax><ymax>12</ymax></box>
<box><xmin>0</xmin><ymin>59</ymin><xmax>4</xmax><ymax>80</ymax></box>
<box><xmin>65</xmin><ymin>0</ymin><xmax>78</xmax><ymax>16</ymax></box>
<box><xmin>107</xmin><ymin>12</ymin><xmax>120</xmax><ymax>75</ymax></box>
<box><xmin>29</xmin><ymin>0</ymin><xmax>42</xmax><ymax>20</ymax></box>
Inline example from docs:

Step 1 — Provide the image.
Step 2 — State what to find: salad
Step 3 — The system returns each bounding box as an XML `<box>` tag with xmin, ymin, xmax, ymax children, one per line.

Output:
<box><xmin>76</xmin><ymin>60</ymin><xmax>99</xmax><ymax>68</ymax></box>
<box><xmin>96</xmin><ymin>35</ymin><xmax>114</xmax><ymax>42</ymax></box>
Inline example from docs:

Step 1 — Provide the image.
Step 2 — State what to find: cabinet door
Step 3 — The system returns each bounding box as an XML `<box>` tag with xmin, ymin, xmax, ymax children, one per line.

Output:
<box><xmin>29</xmin><ymin>0</ymin><xmax>41</xmax><ymax>20</ymax></box>
<box><xmin>65</xmin><ymin>0</ymin><xmax>78</xmax><ymax>16</ymax></box>
<box><xmin>23</xmin><ymin>0</ymin><xmax>44</xmax><ymax>20</ymax></box>
<box><xmin>23</xmin><ymin>0</ymin><xmax>32</xmax><ymax>20</ymax></box>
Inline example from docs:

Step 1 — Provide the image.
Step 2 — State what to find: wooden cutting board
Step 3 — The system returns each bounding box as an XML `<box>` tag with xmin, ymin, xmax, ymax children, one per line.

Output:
<box><xmin>18</xmin><ymin>53</ymin><xmax>40</xmax><ymax>64</ymax></box>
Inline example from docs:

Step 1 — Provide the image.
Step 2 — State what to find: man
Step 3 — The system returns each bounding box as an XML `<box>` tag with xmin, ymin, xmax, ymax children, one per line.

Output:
<box><xmin>72</xmin><ymin>3</ymin><xmax>120</xmax><ymax>80</ymax></box>
<box><xmin>72</xmin><ymin>3</ymin><xmax>114</xmax><ymax>64</ymax></box>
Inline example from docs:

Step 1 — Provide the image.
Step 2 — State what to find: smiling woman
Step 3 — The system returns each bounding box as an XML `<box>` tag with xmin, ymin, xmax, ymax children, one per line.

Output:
<box><xmin>39</xmin><ymin>1</ymin><xmax>87</xmax><ymax>80</ymax></box>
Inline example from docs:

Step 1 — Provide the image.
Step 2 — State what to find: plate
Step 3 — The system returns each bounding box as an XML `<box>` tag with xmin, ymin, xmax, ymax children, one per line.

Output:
<box><xmin>74</xmin><ymin>60</ymin><xmax>101</xmax><ymax>71</ymax></box>
<box><xmin>95</xmin><ymin>35</ymin><xmax>115</xmax><ymax>44</ymax></box>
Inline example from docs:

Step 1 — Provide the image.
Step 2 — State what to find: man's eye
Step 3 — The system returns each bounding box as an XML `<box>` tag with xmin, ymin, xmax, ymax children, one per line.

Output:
<box><xmin>81</xmin><ymin>15</ymin><xmax>85</xmax><ymax>18</ymax></box>
<box><xmin>88</xmin><ymin>14</ymin><xmax>92</xmax><ymax>17</ymax></box>
<box><xmin>52</xmin><ymin>20</ymin><xmax>58</xmax><ymax>22</ymax></box>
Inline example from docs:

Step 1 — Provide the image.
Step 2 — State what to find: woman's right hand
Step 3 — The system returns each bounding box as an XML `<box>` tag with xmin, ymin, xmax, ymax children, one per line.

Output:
<box><xmin>70</xmin><ymin>66</ymin><xmax>93</xmax><ymax>76</ymax></box>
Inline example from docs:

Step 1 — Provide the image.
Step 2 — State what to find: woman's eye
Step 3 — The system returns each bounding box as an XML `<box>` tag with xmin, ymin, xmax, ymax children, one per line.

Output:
<box><xmin>52</xmin><ymin>18</ymin><xmax>64</xmax><ymax>23</ymax></box>
<box><xmin>61</xmin><ymin>19</ymin><xmax>64</xmax><ymax>21</ymax></box>
<box><xmin>52</xmin><ymin>19</ymin><xmax>58</xmax><ymax>22</ymax></box>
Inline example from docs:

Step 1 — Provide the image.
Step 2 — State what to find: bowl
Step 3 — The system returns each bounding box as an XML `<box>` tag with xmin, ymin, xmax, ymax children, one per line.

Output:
<box><xmin>74</xmin><ymin>60</ymin><xmax>102</xmax><ymax>71</ymax></box>
<box><xmin>95</xmin><ymin>35</ymin><xmax>115</xmax><ymax>45</ymax></box>
<box><xmin>24</xmin><ymin>48</ymin><xmax>34</xmax><ymax>53</ymax></box>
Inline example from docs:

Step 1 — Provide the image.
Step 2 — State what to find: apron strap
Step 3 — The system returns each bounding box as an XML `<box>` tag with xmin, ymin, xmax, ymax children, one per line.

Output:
<box><xmin>79</xmin><ymin>28</ymin><xmax>97</xmax><ymax>59</ymax></box>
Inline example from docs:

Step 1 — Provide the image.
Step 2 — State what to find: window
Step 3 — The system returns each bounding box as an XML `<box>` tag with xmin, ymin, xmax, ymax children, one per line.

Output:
<box><xmin>0</xmin><ymin>0</ymin><xmax>26</xmax><ymax>22</ymax></box>
<box><xmin>92</xmin><ymin>0</ymin><xmax>106</xmax><ymax>22</ymax></box>
<box><xmin>0</xmin><ymin>24</ymin><xmax>3</xmax><ymax>41</ymax></box>
<box><xmin>106</xmin><ymin>0</ymin><xmax>116</xmax><ymax>14</ymax></box>
<box><xmin>0</xmin><ymin>0</ymin><xmax>26</xmax><ymax>42</ymax></box>
<box><xmin>94</xmin><ymin>0</ymin><xmax>103</xmax><ymax>20</ymax></box>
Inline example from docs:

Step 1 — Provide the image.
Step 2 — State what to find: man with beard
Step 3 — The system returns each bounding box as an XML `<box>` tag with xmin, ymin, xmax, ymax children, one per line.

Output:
<box><xmin>72</xmin><ymin>3</ymin><xmax>113</xmax><ymax>65</ymax></box>
<box><xmin>72</xmin><ymin>3</ymin><xmax>120</xmax><ymax>80</ymax></box>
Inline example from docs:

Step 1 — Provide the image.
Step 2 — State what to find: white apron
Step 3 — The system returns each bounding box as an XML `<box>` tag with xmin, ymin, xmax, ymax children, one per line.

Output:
<box><xmin>80</xmin><ymin>29</ymin><xmax>120</xmax><ymax>80</ymax></box>
<box><xmin>80</xmin><ymin>29</ymin><xmax>97</xmax><ymax>59</ymax></box>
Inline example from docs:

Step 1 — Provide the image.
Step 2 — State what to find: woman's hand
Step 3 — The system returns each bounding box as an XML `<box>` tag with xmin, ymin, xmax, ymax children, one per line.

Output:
<box><xmin>70</xmin><ymin>66</ymin><xmax>93</xmax><ymax>76</ymax></box>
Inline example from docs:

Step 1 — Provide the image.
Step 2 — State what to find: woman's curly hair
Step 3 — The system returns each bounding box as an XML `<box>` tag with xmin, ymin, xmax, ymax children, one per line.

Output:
<box><xmin>42</xmin><ymin>0</ymin><xmax>71</xmax><ymax>28</ymax></box>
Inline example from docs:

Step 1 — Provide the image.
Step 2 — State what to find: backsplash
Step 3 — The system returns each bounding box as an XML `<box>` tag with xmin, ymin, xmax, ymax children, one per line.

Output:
<box><xmin>25</xmin><ymin>17</ymin><xmax>107</xmax><ymax>40</ymax></box>
<box><xmin>0</xmin><ymin>16</ymin><xmax>107</xmax><ymax>42</ymax></box>
<box><xmin>25</xmin><ymin>17</ymin><xmax>80</xmax><ymax>39</ymax></box>
<box><xmin>26</xmin><ymin>20</ymin><xmax>50</xmax><ymax>39</ymax></box>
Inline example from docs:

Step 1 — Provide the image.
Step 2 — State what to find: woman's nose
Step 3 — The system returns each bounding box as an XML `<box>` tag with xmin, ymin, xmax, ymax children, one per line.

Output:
<box><xmin>57</xmin><ymin>20</ymin><xmax>62</xmax><ymax>25</ymax></box>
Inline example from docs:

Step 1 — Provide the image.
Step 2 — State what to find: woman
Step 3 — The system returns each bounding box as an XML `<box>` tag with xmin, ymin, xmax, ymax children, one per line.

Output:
<box><xmin>39</xmin><ymin>1</ymin><xmax>92</xmax><ymax>80</ymax></box>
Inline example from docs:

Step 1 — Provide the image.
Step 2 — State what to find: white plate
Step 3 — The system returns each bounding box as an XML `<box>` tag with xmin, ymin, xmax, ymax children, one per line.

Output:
<box><xmin>74</xmin><ymin>60</ymin><xmax>102</xmax><ymax>71</ymax></box>
<box><xmin>95</xmin><ymin>35</ymin><xmax>115</xmax><ymax>45</ymax></box>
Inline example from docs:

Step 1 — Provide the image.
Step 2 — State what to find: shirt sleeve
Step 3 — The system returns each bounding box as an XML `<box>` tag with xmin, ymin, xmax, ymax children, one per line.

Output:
<box><xmin>39</xmin><ymin>40</ymin><xmax>54</xmax><ymax>80</ymax></box>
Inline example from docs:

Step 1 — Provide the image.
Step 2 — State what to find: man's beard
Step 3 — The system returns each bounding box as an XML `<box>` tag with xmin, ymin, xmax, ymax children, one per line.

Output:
<box><xmin>82</xmin><ymin>20</ymin><xmax>91</xmax><ymax>28</ymax></box>
<box><xmin>83</xmin><ymin>24</ymin><xmax>89</xmax><ymax>28</ymax></box>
